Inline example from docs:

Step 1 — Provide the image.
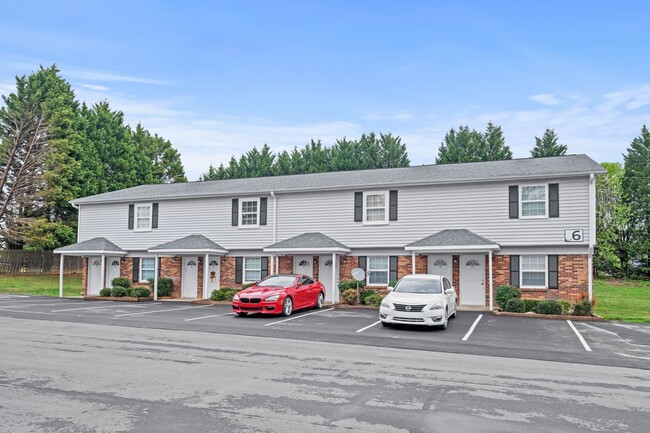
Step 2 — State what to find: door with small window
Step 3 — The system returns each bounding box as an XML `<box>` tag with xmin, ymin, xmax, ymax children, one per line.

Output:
<box><xmin>207</xmin><ymin>257</ymin><xmax>221</xmax><ymax>293</ymax></box>
<box><xmin>293</xmin><ymin>256</ymin><xmax>313</xmax><ymax>278</ymax></box>
<box><xmin>428</xmin><ymin>255</ymin><xmax>452</xmax><ymax>281</ymax></box>
<box><xmin>106</xmin><ymin>257</ymin><xmax>121</xmax><ymax>288</ymax></box>
<box><xmin>87</xmin><ymin>256</ymin><xmax>103</xmax><ymax>295</ymax></box>
<box><xmin>182</xmin><ymin>257</ymin><xmax>199</xmax><ymax>298</ymax></box>
<box><xmin>459</xmin><ymin>255</ymin><xmax>485</xmax><ymax>306</ymax></box>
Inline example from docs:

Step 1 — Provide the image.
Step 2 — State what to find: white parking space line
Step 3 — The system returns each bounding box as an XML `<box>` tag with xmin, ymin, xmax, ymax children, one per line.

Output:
<box><xmin>51</xmin><ymin>304</ymin><xmax>145</xmax><ymax>313</ymax></box>
<box><xmin>462</xmin><ymin>314</ymin><xmax>483</xmax><ymax>341</ymax></box>
<box><xmin>0</xmin><ymin>301</ymin><xmax>75</xmax><ymax>308</ymax></box>
<box><xmin>0</xmin><ymin>308</ymin><xmax>55</xmax><ymax>315</ymax></box>
<box><xmin>184</xmin><ymin>312</ymin><xmax>235</xmax><ymax>322</ymax></box>
<box><xmin>114</xmin><ymin>305</ymin><xmax>209</xmax><ymax>318</ymax></box>
<box><xmin>0</xmin><ymin>294</ymin><xmax>30</xmax><ymax>299</ymax></box>
<box><xmin>264</xmin><ymin>308</ymin><xmax>334</xmax><ymax>327</ymax></box>
<box><xmin>611</xmin><ymin>323</ymin><xmax>650</xmax><ymax>335</ymax></box>
<box><xmin>568</xmin><ymin>320</ymin><xmax>592</xmax><ymax>352</ymax></box>
<box><xmin>356</xmin><ymin>321</ymin><xmax>381</xmax><ymax>333</ymax></box>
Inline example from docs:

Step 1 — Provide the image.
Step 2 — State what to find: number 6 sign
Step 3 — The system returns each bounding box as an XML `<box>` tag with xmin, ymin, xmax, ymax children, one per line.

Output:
<box><xmin>564</xmin><ymin>229</ymin><xmax>584</xmax><ymax>242</ymax></box>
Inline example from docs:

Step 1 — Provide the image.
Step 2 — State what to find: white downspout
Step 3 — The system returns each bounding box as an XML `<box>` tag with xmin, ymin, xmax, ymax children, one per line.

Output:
<box><xmin>411</xmin><ymin>251</ymin><xmax>416</xmax><ymax>274</ymax></box>
<box><xmin>270</xmin><ymin>191</ymin><xmax>277</xmax><ymax>244</ymax></box>
<box><xmin>489</xmin><ymin>250</ymin><xmax>494</xmax><ymax>311</ymax></box>
<box><xmin>153</xmin><ymin>255</ymin><xmax>159</xmax><ymax>301</ymax></box>
<box><xmin>59</xmin><ymin>254</ymin><xmax>64</xmax><ymax>298</ymax></box>
<box><xmin>588</xmin><ymin>173</ymin><xmax>596</xmax><ymax>302</ymax></box>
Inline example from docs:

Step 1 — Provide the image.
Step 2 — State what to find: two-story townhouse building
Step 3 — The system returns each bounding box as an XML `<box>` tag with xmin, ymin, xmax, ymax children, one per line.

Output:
<box><xmin>55</xmin><ymin>154</ymin><xmax>606</xmax><ymax>310</ymax></box>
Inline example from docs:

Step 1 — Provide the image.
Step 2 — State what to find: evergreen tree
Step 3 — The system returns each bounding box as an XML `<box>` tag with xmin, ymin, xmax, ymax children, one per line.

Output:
<box><xmin>377</xmin><ymin>133</ymin><xmax>410</xmax><ymax>168</ymax></box>
<box><xmin>531</xmin><ymin>128</ymin><xmax>568</xmax><ymax>157</ymax></box>
<box><xmin>331</xmin><ymin>138</ymin><xmax>359</xmax><ymax>171</ymax></box>
<box><xmin>483</xmin><ymin>122</ymin><xmax>513</xmax><ymax>161</ymax></box>
<box><xmin>132</xmin><ymin>123</ymin><xmax>186</xmax><ymax>183</ymax></box>
<box><xmin>273</xmin><ymin>150</ymin><xmax>293</xmax><ymax>175</ymax></box>
<box><xmin>436</xmin><ymin>126</ymin><xmax>484</xmax><ymax>164</ymax></box>
<box><xmin>622</xmin><ymin>126</ymin><xmax>650</xmax><ymax>275</ymax></box>
<box><xmin>198</xmin><ymin>164</ymin><xmax>219</xmax><ymax>181</ymax></box>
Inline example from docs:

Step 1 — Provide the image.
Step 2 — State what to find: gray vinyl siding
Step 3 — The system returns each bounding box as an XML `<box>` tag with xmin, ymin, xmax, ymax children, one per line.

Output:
<box><xmin>78</xmin><ymin>196</ymin><xmax>274</xmax><ymax>250</ymax></box>
<box><xmin>275</xmin><ymin>177</ymin><xmax>590</xmax><ymax>248</ymax></box>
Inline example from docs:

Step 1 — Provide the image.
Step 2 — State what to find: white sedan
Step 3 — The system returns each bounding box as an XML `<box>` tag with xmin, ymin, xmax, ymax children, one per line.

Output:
<box><xmin>379</xmin><ymin>274</ymin><xmax>457</xmax><ymax>329</ymax></box>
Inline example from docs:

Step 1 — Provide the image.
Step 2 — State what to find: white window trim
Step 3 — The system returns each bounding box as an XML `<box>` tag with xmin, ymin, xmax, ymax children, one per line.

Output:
<box><xmin>519</xmin><ymin>184</ymin><xmax>549</xmax><ymax>219</ymax></box>
<box><xmin>520</xmin><ymin>255</ymin><xmax>548</xmax><ymax>289</ymax></box>
<box><xmin>239</xmin><ymin>198</ymin><xmax>260</xmax><ymax>229</ymax></box>
<box><xmin>366</xmin><ymin>256</ymin><xmax>389</xmax><ymax>286</ymax></box>
<box><xmin>243</xmin><ymin>257</ymin><xmax>262</xmax><ymax>283</ymax></box>
<box><xmin>139</xmin><ymin>257</ymin><xmax>156</xmax><ymax>282</ymax></box>
<box><xmin>134</xmin><ymin>203</ymin><xmax>153</xmax><ymax>232</ymax></box>
<box><xmin>363</xmin><ymin>191</ymin><xmax>389</xmax><ymax>225</ymax></box>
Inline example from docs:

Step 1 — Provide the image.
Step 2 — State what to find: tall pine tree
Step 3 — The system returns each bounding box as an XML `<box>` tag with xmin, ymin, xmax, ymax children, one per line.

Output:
<box><xmin>531</xmin><ymin>128</ymin><xmax>568</xmax><ymax>157</ymax></box>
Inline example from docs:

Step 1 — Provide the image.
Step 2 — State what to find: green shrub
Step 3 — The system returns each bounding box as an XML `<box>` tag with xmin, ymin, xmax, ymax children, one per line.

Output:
<box><xmin>536</xmin><ymin>300</ymin><xmax>562</xmax><ymax>315</ymax></box>
<box><xmin>111</xmin><ymin>277</ymin><xmax>131</xmax><ymax>289</ymax></box>
<box><xmin>523</xmin><ymin>299</ymin><xmax>539</xmax><ymax>313</ymax></box>
<box><xmin>572</xmin><ymin>299</ymin><xmax>593</xmax><ymax>316</ymax></box>
<box><xmin>210</xmin><ymin>288</ymin><xmax>238</xmax><ymax>301</ymax></box>
<box><xmin>359</xmin><ymin>289</ymin><xmax>376</xmax><ymax>305</ymax></box>
<box><xmin>130</xmin><ymin>287</ymin><xmax>151</xmax><ymax>298</ymax></box>
<box><xmin>110</xmin><ymin>286</ymin><xmax>129</xmax><ymax>297</ymax></box>
<box><xmin>505</xmin><ymin>298</ymin><xmax>526</xmax><ymax>313</ymax></box>
<box><xmin>338</xmin><ymin>279</ymin><xmax>365</xmax><ymax>291</ymax></box>
<box><xmin>363</xmin><ymin>293</ymin><xmax>383</xmax><ymax>307</ymax></box>
<box><xmin>342</xmin><ymin>289</ymin><xmax>357</xmax><ymax>305</ymax></box>
<box><xmin>388</xmin><ymin>280</ymin><xmax>397</xmax><ymax>288</ymax></box>
<box><xmin>496</xmin><ymin>285</ymin><xmax>520</xmax><ymax>310</ymax></box>
<box><xmin>147</xmin><ymin>277</ymin><xmax>173</xmax><ymax>296</ymax></box>
<box><xmin>559</xmin><ymin>300</ymin><xmax>571</xmax><ymax>315</ymax></box>
<box><xmin>99</xmin><ymin>288</ymin><xmax>112</xmax><ymax>297</ymax></box>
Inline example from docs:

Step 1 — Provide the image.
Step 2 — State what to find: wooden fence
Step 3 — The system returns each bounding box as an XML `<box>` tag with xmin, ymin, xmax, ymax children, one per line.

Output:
<box><xmin>0</xmin><ymin>250</ymin><xmax>83</xmax><ymax>275</ymax></box>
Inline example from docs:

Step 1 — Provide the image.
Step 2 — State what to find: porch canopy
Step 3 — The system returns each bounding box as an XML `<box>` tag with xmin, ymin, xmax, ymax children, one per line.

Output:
<box><xmin>405</xmin><ymin>229</ymin><xmax>500</xmax><ymax>311</ymax></box>
<box><xmin>148</xmin><ymin>234</ymin><xmax>227</xmax><ymax>300</ymax></box>
<box><xmin>54</xmin><ymin>237</ymin><xmax>126</xmax><ymax>297</ymax></box>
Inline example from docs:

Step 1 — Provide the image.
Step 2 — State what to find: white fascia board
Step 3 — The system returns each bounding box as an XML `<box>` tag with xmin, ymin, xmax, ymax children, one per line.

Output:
<box><xmin>53</xmin><ymin>250</ymin><xmax>127</xmax><ymax>256</ymax></box>
<box><xmin>404</xmin><ymin>244</ymin><xmax>500</xmax><ymax>252</ymax></box>
<box><xmin>263</xmin><ymin>247</ymin><xmax>350</xmax><ymax>254</ymax></box>
<box><xmin>147</xmin><ymin>248</ymin><xmax>228</xmax><ymax>255</ymax></box>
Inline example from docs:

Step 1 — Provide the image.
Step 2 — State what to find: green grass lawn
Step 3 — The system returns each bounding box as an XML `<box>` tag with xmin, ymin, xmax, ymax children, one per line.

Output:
<box><xmin>594</xmin><ymin>277</ymin><xmax>650</xmax><ymax>323</ymax></box>
<box><xmin>0</xmin><ymin>274</ymin><xmax>82</xmax><ymax>297</ymax></box>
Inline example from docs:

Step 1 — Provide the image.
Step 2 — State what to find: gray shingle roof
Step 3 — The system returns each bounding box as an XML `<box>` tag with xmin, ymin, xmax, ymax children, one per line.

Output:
<box><xmin>264</xmin><ymin>233</ymin><xmax>350</xmax><ymax>251</ymax></box>
<box><xmin>406</xmin><ymin>229</ymin><xmax>498</xmax><ymax>248</ymax></box>
<box><xmin>73</xmin><ymin>154</ymin><xmax>605</xmax><ymax>204</ymax></box>
<box><xmin>148</xmin><ymin>235</ymin><xmax>227</xmax><ymax>253</ymax></box>
<box><xmin>54</xmin><ymin>237</ymin><xmax>126</xmax><ymax>255</ymax></box>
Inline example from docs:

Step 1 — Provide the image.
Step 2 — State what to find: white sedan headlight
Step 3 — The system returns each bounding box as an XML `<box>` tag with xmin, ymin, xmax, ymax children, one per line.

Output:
<box><xmin>429</xmin><ymin>301</ymin><xmax>443</xmax><ymax>310</ymax></box>
<box><xmin>380</xmin><ymin>300</ymin><xmax>391</xmax><ymax>309</ymax></box>
<box><xmin>265</xmin><ymin>294</ymin><xmax>280</xmax><ymax>302</ymax></box>
<box><xmin>233</xmin><ymin>294</ymin><xmax>240</xmax><ymax>301</ymax></box>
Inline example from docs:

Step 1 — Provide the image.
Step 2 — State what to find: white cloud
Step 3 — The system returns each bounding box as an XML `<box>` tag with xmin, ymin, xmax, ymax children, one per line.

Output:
<box><xmin>529</xmin><ymin>93</ymin><xmax>561</xmax><ymax>106</ymax></box>
<box><xmin>79</xmin><ymin>83</ymin><xmax>109</xmax><ymax>92</ymax></box>
<box><xmin>65</xmin><ymin>68</ymin><xmax>169</xmax><ymax>85</ymax></box>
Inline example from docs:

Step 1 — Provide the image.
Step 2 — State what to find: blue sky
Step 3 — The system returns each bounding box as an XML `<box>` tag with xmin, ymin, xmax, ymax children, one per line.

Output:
<box><xmin>1</xmin><ymin>1</ymin><xmax>649</xmax><ymax>180</ymax></box>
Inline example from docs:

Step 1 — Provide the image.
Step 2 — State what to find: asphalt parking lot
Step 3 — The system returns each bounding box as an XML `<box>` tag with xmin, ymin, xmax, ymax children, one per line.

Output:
<box><xmin>1</xmin><ymin>294</ymin><xmax>649</xmax><ymax>370</ymax></box>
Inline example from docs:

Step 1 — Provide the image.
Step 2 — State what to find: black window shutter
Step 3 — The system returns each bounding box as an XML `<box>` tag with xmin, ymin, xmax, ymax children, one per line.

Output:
<box><xmin>132</xmin><ymin>258</ymin><xmax>140</xmax><ymax>283</ymax></box>
<box><xmin>232</xmin><ymin>199</ymin><xmax>239</xmax><ymax>226</ymax></box>
<box><xmin>261</xmin><ymin>257</ymin><xmax>269</xmax><ymax>278</ymax></box>
<box><xmin>389</xmin><ymin>190</ymin><xmax>398</xmax><ymax>221</ymax></box>
<box><xmin>235</xmin><ymin>257</ymin><xmax>243</xmax><ymax>284</ymax></box>
<box><xmin>549</xmin><ymin>184</ymin><xmax>559</xmax><ymax>218</ymax></box>
<box><xmin>260</xmin><ymin>197</ymin><xmax>268</xmax><ymax>225</ymax></box>
<box><xmin>548</xmin><ymin>255</ymin><xmax>559</xmax><ymax>289</ymax></box>
<box><xmin>389</xmin><ymin>256</ymin><xmax>398</xmax><ymax>282</ymax></box>
<box><xmin>509</xmin><ymin>255</ymin><xmax>519</xmax><ymax>287</ymax></box>
<box><xmin>158</xmin><ymin>257</ymin><xmax>162</xmax><ymax>278</ymax></box>
<box><xmin>354</xmin><ymin>192</ymin><xmax>363</xmax><ymax>222</ymax></box>
<box><xmin>509</xmin><ymin>186</ymin><xmax>519</xmax><ymax>219</ymax></box>
<box><xmin>358</xmin><ymin>256</ymin><xmax>367</xmax><ymax>271</ymax></box>
<box><xmin>152</xmin><ymin>203</ymin><xmax>159</xmax><ymax>228</ymax></box>
<box><xmin>128</xmin><ymin>204</ymin><xmax>134</xmax><ymax>229</ymax></box>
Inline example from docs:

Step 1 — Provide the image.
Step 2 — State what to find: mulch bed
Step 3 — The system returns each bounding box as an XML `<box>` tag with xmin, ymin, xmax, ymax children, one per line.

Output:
<box><xmin>492</xmin><ymin>310</ymin><xmax>604</xmax><ymax>321</ymax></box>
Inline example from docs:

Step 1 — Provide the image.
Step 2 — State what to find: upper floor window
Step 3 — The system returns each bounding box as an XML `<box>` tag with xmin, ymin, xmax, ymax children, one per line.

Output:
<box><xmin>240</xmin><ymin>199</ymin><xmax>259</xmax><ymax>227</ymax></box>
<box><xmin>364</xmin><ymin>191</ymin><xmax>389</xmax><ymax>224</ymax></box>
<box><xmin>521</xmin><ymin>185</ymin><xmax>547</xmax><ymax>218</ymax></box>
<box><xmin>135</xmin><ymin>204</ymin><xmax>152</xmax><ymax>231</ymax></box>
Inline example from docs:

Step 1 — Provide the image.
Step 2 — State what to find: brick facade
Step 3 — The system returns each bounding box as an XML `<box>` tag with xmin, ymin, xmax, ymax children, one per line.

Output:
<box><xmin>81</xmin><ymin>258</ymin><xmax>88</xmax><ymax>296</ymax></box>
<box><xmin>278</xmin><ymin>256</ymin><xmax>293</xmax><ymax>274</ymax></box>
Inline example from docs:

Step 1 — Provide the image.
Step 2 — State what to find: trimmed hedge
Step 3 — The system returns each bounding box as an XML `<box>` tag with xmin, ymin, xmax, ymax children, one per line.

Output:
<box><xmin>147</xmin><ymin>277</ymin><xmax>174</xmax><ymax>296</ymax></box>
<box><xmin>99</xmin><ymin>288</ymin><xmax>112</xmax><ymax>297</ymax></box>
<box><xmin>112</xmin><ymin>277</ymin><xmax>131</xmax><ymax>289</ymax></box>
<box><xmin>210</xmin><ymin>288</ymin><xmax>239</xmax><ymax>301</ymax></box>
<box><xmin>359</xmin><ymin>289</ymin><xmax>376</xmax><ymax>305</ymax></box>
<box><xmin>505</xmin><ymin>298</ymin><xmax>526</xmax><ymax>313</ymax></box>
<box><xmin>572</xmin><ymin>299</ymin><xmax>593</xmax><ymax>316</ymax></box>
<box><xmin>536</xmin><ymin>300</ymin><xmax>562</xmax><ymax>315</ymax></box>
<box><xmin>364</xmin><ymin>293</ymin><xmax>383</xmax><ymax>307</ymax></box>
<box><xmin>110</xmin><ymin>286</ymin><xmax>129</xmax><ymax>297</ymax></box>
<box><xmin>559</xmin><ymin>300</ymin><xmax>571</xmax><ymax>315</ymax></box>
<box><xmin>342</xmin><ymin>289</ymin><xmax>357</xmax><ymax>305</ymax></box>
<box><xmin>523</xmin><ymin>299</ymin><xmax>539</xmax><ymax>313</ymax></box>
<box><xmin>496</xmin><ymin>285</ymin><xmax>520</xmax><ymax>310</ymax></box>
<box><xmin>339</xmin><ymin>279</ymin><xmax>365</xmax><ymax>291</ymax></box>
<box><xmin>130</xmin><ymin>287</ymin><xmax>151</xmax><ymax>298</ymax></box>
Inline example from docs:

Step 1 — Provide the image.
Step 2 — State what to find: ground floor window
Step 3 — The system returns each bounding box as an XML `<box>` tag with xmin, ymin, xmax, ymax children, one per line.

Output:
<box><xmin>244</xmin><ymin>257</ymin><xmax>262</xmax><ymax>283</ymax></box>
<box><xmin>521</xmin><ymin>255</ymin><xmax>547</xmax><ymax>288</ymax></box>
<box><xmin>140</xmin><ymin>257</ymin><xmax>155</xmax><ymax>281</ymax></box>
<box><xmin>367</xmin><ymin>256</ymin><xmax>389</xmax><ymax>286</ymax></box>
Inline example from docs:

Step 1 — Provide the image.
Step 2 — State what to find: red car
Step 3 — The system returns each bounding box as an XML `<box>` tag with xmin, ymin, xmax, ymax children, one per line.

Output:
<box><xmin>232</xmin><ymin>274</ymin><xmax>325</xmax><ymax>317</ymax></box>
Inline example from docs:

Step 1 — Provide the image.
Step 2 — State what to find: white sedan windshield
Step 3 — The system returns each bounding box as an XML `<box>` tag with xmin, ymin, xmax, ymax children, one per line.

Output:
<box><xmin>393</xmin><ymin>279</ymin><xmax>442</xmax><ymax>294</ymax></box>
<box><xmin>257</xmin><ymin>276</ymin><xmax>296</xmax><ymax>287</ymax></box>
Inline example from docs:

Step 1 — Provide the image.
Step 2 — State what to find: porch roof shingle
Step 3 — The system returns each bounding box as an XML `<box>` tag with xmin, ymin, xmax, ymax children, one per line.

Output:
<box><xmin>264</xmin><ymin>233</ymin><xmax>350</xmax><ymax>253</ymax></box>
<box><xmin>54</xmin><ymin>237</ymin><xmax>126</xmax><ymax>256</ymax></box>
<box><xmin>405</xmin><ymin>229</ymin><xmax>500</xmax><ymax>251</ymax></box>
<box><xmin>148</xmin><ymin>234</ymin><xmax>227</xmax><ymax>254</ymax></box>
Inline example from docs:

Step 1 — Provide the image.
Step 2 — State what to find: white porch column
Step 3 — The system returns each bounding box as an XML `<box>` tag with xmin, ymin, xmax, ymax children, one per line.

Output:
<box><xmin>203</xmin><ymin>253</ymin><xmax>209</xmax><ymax>299</ymax></box>
<box><xmin>331</xmin><ymin>253</ymin><xmax>338</xmax><ymax>304</ymax></box>
<box><xmin>411</xmin><ymin>251</ymin><xmax>416</xmax><ymax>274</ymax></box>
<box><xmin>588</xmin><ymin>247</ymin><xmax>593</xmax><ymax>302</ymax></box>
<box><xmin>270</xmin><ymin>254</ymin><xmax>274</xmax><ymax>275</ymax></box>
<box><xmin>276</xmin><ymin>256</ymin><xmax>279</xmax><ymax>274</ymax></box>
<box><xmin>153</xmin><ymin>255</ymin><xmax>159</xmax><ymax>301</ymax></box>
<box><xmin>59</xmin><ymin>254</ymin><xmax>64</xmax><ymax>298</ymax></box>
<box><xmin>100</xmin><ymin>255</ymin><xmax>106</xmax><ymax>289</ymax></box>
<box><xmin>488</xmin><ymin>250</ymin><xmax>494</xmax><ymax>311</ymax></box>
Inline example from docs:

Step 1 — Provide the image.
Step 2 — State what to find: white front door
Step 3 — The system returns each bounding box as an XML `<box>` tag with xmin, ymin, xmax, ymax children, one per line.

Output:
<box><xmin>428</xmin><ymin>254</ymin><xmax>452</xmax><ymax>281</ymax></box>
<box><xmin>459</xmin><ymin>254</ymin><xmax>486</xmax><ymax>306</ymax></box>
<box><xmin>87</xmin><ymin>256</ymin><xmax>103</xmax><ymax>295</ymax></box>
<box><xmin>207</xmin><ymin>256</ymin><xmax>221</xmax><ymax>293</ymax></box>
<box><xmin>294</xmin><ymin>256</ymin><xmax>314</xmax><ymax>277</ymax></box>
<box><xmin>182</xmin><ymin>257</ymin><xmax>199</xmax><ymax>298</ymax></box>
<box><xmin>106</xmin><ymin>257</ymin><xmax>121</xmax><ymax>288</ymax></box>
<box><xmin>319</xmin><ymin>256</ymin><xmax>336</xmax><ymax>303</ymax></box>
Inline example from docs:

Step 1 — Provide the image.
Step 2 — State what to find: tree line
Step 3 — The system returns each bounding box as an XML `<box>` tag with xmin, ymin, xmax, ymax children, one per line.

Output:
<box><xmin>0</xmin><ymin>65</ymin><xmax>186</xmax><ymax>250</ymax></box>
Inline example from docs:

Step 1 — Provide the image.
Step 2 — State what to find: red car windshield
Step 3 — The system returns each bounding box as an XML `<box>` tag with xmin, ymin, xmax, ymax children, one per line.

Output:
<box><xmin>257</xmin><ymin>276</ymin><xmax>296</xmax><ymax>287</ymax></box>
